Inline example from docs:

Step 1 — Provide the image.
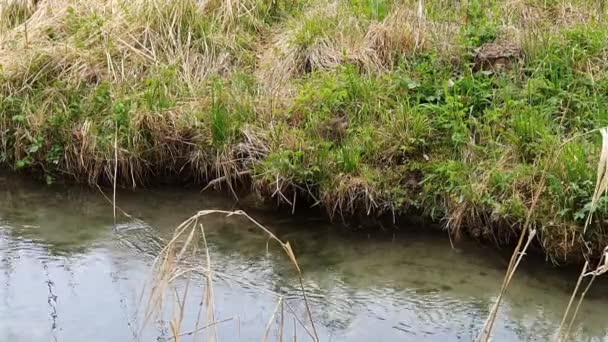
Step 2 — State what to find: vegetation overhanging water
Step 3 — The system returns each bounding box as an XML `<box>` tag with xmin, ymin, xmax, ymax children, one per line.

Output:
<box><xmin>2</xmin><ymin>176</ymin><xmax>608</xmax><ymax>341</ymax></box>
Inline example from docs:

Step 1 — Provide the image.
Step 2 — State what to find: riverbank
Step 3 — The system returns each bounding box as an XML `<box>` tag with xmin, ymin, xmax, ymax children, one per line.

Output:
<box><xmin>1</xmin><ymin>0</ymin><xmax>608</xmax><ymax>262</ymax></box>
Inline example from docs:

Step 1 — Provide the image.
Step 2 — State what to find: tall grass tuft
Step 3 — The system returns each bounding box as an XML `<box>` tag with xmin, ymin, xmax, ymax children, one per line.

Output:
<box><xmin>0</xmin><ymin>0</ymin><xmax>36</xmax><ymax>34</ymax></box>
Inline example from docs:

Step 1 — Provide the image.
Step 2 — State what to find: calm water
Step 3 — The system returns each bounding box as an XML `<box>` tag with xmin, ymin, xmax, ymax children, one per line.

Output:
<box><xmin>1</xmin><ymin>175</ymin><xmax>608</xmax><ymax>341</ymax></box>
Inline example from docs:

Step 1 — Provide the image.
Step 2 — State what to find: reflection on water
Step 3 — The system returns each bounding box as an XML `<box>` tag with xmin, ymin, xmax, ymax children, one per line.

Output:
<box><xmin>1</xmin><ymin>174</ymin><xmax>608</xmax><ymax>341</ymax></box>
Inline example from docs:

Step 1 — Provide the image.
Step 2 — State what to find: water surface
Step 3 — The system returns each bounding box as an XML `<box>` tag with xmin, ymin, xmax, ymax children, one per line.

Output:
<box><xmin>1</xmin><ymin>175</ymin><xmax>608</xmax><ymax>341</ymax></box>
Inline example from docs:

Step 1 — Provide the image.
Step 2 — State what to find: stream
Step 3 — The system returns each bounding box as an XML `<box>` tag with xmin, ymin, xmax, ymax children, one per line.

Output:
<box><xmin>1</xmin><ymin>174</ymin><xmax>607</xmax><ymax>341</ymax></box>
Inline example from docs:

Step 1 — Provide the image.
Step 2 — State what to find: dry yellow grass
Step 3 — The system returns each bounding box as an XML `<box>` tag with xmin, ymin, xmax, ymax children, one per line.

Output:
<box><xmin>144</xmin><ymin>209</ymin><xmax>319</xmax><ymax>342</ymax></box>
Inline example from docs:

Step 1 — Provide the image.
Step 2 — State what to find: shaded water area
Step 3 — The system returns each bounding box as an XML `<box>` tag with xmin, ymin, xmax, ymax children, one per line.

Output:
<box><xmin>1</xmin><ymin>174</ymin><xmax>608</xmax><ymax>341</ymax></box>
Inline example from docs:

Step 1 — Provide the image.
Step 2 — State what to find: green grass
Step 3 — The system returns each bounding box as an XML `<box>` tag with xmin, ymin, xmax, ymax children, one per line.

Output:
<box><xmin>1</xmin><ymin>0</ymin><xmax>608</xmax><ymax>261</ymax></box>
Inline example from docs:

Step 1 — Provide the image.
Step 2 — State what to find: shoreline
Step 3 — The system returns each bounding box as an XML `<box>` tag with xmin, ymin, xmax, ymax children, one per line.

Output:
<box><xmin>0</xmin><ymin>167</ymin><xmax>579</xmax><ymax>265</ymax></box>
<box><xmin>1</xmin><ymin>168</ymin><xmax>598</xmax><ymax>272</ymax></box>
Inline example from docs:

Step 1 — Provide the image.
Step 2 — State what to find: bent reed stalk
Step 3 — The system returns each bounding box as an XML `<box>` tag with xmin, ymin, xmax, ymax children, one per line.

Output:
<box><xmin>555</xmin><ymin>128</ymin><xmax>608</xmax><ymax>341</ymax></box>
<box><xmin>144</xmin><ymin>209</ymin><xmax>319</xmax><ymax>342</ymax></box>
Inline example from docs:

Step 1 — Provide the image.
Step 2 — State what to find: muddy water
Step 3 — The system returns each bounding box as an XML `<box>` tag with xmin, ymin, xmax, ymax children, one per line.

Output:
<box><xmin>1</xmin><ymin>175</ymin><xmax>608</xmax><ymax>341</ymax></box>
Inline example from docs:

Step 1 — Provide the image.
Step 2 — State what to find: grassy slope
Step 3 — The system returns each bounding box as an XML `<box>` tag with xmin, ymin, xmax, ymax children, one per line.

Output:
<box><xmin>1</xmin><ymin>0</ymin><xmax>608</xmax><ymax>261</ymax></box>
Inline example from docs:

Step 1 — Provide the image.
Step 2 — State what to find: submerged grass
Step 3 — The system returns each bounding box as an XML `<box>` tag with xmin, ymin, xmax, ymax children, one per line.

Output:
<box><xmin>2</xmin><ymin>0</ymin><xmax>608</xmax><ymax>261</ymax></box>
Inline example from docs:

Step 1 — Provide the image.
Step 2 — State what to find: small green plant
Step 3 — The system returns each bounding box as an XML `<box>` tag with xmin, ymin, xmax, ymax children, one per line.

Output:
<box><xmin>257</xmin><ymin>149</ymin><xmax>318</xmax><ymax>185</ymax></box>
<box><xmin>210</xmin><ymin>103</ymin><xmax>230</xmax><ymax>147</ymax></box>
<box><xmin>66</xmin><ymin>6</ymin><xmax>106</xmax><ymax>48</ymax></box>
<box><xmin>462</xmin><ymin>0</ymin><xmax>499</xmax><ymax>48</ymax></box>
<box><xmin>335</xmin><ymin>145</ymin><xmax>362</xmax><ymax>173</ymax></box>
<box><xmin>291</xmin><ymin>16</ymin><xmax>334</xmax><ymax>48</ymax></box>
<box><xmin>143</xmin><ymin>66</ymin><xmax>177</xmax><ymax>111</ymax></box>
<box><xmin>350</xmin><ymin>0</ymin><xmax>391</xmax><ymax>20</ymax></box>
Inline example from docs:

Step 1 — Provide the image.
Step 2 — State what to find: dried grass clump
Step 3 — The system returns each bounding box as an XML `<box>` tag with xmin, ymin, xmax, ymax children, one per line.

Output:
<box><xmin>502</xmin><ymin>1</ymin><xmax>603</xmax><ymax>43</ymax></box>
<box><xmin>364</xmin><ymin>7</ymin><xmax>423</xmax><ymax>67</ymax></box>
<box><xmin>0</xmin><ymin>0</ymin><xmax>234</xmax><ymax>91</ymax></box>
<box><xmin>256</xmin><ymin>1</ymin><xmax>353</xmax><ymax>92</ymax></box>
<box><xmin>549</xmin><ymin>2</ymin><xmax>599</xmax><ymax>27</ymax></box>
<box><xmin>0</xmin><ymin>0</ymin><xmax>37</xmax><ymax>34</ymax></box>
<box><xmin>321</xmin><ymin>174</ymin><xmax>386</xmax><ymax>220</ymax></box>
<box><xmin>258</xmin><ymin>3</ymin><xmax>387</xmax><ymax>89</ymax></box>
<box><xmin>257</xmin><ymin>1</ymin><xmax>461</xmax><ymax>94</ymax></box>
<box><xmin>365</xmin><ymin>5</ymin><xmax>461</xmax><ymax>67</ymax></box>
<box><xmin>197</xmin><ymin>125</ymin><xmax>272</xmax><ymax>198</ymax></box>
<box><xmin>203</xmin><ymin>0</ymin><xmax>274</xmax><ymax>31</ymax></box>
<box><xmin>15</xmin><ymin>99</ymin><xmax>209</xmax><ymax>186</ymax></box>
